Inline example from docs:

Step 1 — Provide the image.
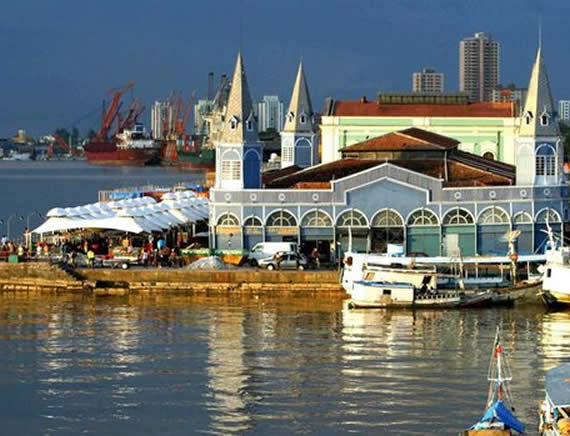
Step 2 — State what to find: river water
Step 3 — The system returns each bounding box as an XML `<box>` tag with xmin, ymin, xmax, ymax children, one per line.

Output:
<box><xmin>0</xmin><ymin>294</ymin><xmax>568</xmax><ymax>435</ymax></box>
<box><xmin>0</xmin><ymin>160</ymin><xmax>204</xmax><ymax>239</ymax></box>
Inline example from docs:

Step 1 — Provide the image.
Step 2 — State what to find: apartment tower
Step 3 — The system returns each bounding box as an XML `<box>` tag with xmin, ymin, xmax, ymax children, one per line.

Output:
<box><xmin>459</xmin><ymin>32</ymin><xmax>500</xmax><ymax>102</ymax></box>
<box><xmin>412</xmin><ymin>68</ymin><xmax>444</xmax><ymax>93</ymax></box>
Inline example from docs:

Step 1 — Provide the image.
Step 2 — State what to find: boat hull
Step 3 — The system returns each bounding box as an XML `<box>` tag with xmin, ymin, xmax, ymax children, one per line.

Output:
<box><xmin>85</xmin><ymin>142</ymin><xmax>160</xmax><ymax>166</ymax></box>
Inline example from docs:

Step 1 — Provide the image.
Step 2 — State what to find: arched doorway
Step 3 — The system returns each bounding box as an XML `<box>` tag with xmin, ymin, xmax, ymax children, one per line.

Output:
<box><xmin>535</xmin><ymin>208</ymin><xmax>562</xmax><ymax>253</ymax></box>
<box><xmin>243</xmin><ymin>216</ymin><xmax>263</xmax><ymax>250</ymax></box>
<box><xmin>265</xmin><ymin>209</ymin><xmax>298</xmax><ymax>243</ymax></box>
<box><xmin>477</xmin><ymin>206</ymin><xmax>510</xmax><ymax>255</ymax></box>
<box><xmin>442</xmin><ymin>208</ymin><xmax>475</xmax><ymax>256</ymax></box>
<box><xmin>512</xmin><ymin>212</ymin><xmax>533</xmax><ymax>254</ymax></box>
<box><xmin>300</xmin><ymin>209</ymin><xmax>333</xmax><ymax>262</ymax></box>
<box><xmin>406</xmin><ymin>208</ymin><xmax>440</xmax><ymax>256</ymax></box>
<box><xmin>370</xmin><ymin>209</ymin><xmax>404</xmax><ymax>253</ymax></box>
<box><xmin>215</xmin><ymin>213</ymin><xmax>241</xmax><ymax>250</ymax></box>
<box><xmin>335</xmin><ymin>209</ymin><xmax>369</xmax><ymax>256</ymax></box>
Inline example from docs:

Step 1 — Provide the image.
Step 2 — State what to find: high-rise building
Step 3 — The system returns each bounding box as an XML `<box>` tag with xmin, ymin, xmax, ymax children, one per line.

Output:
<box><xmin>151</xmin><ymin>100</ymin><xmax>171</xmax><ymax>140</ymax></box>
<box><xmin>257</xmin><ymin>95</ymin><xmax>284</xmax><ymax>132</ymax></box>
<box><xmin>559</xmin><ymin>100</ymin><xmax>570</xmax><ymax>125</ymax></box>
<box><xmin>412</xmin><ymin>68</ymin><xmax>444</xmax><ymax>93</ymax></box>
<box><xmin>459</xmin><ymin>32</ymin><xmax>500</xmax><ymax>102</ymax></box>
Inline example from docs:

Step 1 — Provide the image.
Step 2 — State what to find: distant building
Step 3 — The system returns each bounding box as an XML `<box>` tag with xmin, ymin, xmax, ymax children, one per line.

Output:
<box><xmin>559</xmin><ymin>100</ymin><xmax>570</xmax><ymax>125</ymax></box>
<box><xmin>257</xmin><ymin>95</ymin><xmax>284</xmax><ymax>132</ymax></box>
<box><xmin>491</xmin><ymin>85</ymin><xmax>527</xmax><ymax>114</ymax></box>
<box><xmin>194</xmin><ymin>99</ymin><xmax>215</xmax><ymax>135</ymax></box>
<box><xmin>151</xmin><ymin>101</ymin><xmax>171</xmax><ymax>140</ymax></box>
<box><xmin>460</xmin><ymin>32</ymin><xmax>500</xmax><ymax>102</ymax></box>
<box><xmin>412</xmin><ymin>68</ymin><xmax>444</xmax><ymax>93</ymax></box>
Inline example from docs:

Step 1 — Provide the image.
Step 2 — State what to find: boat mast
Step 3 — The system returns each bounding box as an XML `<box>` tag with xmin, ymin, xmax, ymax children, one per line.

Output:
<box><xmin>487</xmin><ymin>326</ymin><xmax>512</xmax><ymax>408</ymax></box>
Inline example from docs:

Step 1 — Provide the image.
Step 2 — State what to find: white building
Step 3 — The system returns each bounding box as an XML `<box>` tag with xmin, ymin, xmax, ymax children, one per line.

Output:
<box><xmin>257</xmin><ymin>95</ymin><xmax>284</xmax><ymax>132</ymax></box>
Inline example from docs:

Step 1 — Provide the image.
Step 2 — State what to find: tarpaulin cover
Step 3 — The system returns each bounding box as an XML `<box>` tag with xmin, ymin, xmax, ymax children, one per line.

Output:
<box><xmin>471</xmin><ymin>400</ymin><xmax>524</xmax><ymax>434</ymax></box>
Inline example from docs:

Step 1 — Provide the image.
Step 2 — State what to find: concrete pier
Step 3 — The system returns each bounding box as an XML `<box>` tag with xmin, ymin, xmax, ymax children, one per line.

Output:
<box><xmin>0</xmin><ymin>263</ymin><xmax>347</xmax><ymax>299</ymax></box>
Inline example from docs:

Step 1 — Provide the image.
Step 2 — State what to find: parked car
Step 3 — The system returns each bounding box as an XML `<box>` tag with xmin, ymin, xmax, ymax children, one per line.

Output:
<box><xmin>248</xmin><ymin>242</ymin><xmax>298</xmax><ymax>266</ymax></box>
<box><xmin>258</xmin><ymin>251</ymin><xmax>308</xmax><ymax>271</ymax></box>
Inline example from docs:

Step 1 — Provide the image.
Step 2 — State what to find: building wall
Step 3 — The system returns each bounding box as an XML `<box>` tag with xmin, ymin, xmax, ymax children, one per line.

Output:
<box><xmin>412</xmin><ymin>69</ymin><xmax>444</xmax><ymax>93</ymax></box>
<box><xmin>459</xmin><ymin>32</ymin><xmax>500</xmax><ymax>102</ymax></box>
<box><xmin>320</xmin><ymin>115</ymin><xmax>519</xmax><ymax>164</ymax></box>
<box><xmin>211</xmin><ymin>163</ymin><xmax>568</xmax><ymax>257</ymax></box>
<box><xmin>559</xmin><ymin>100</ymin><xmax>570</xmax><ymax>125</ymax></box>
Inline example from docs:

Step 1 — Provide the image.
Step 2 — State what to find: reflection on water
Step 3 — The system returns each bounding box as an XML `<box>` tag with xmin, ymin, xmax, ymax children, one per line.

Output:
<box><xmin>0</xmin><ymin>294</ymin><xmax>569</xmax><ymax>435</ymax></box>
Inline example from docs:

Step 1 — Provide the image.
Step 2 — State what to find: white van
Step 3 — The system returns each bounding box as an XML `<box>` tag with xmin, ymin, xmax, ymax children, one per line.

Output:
<box><xmin>249</xmin><ymin>242</ymin><xmax>298</xmax><ymax>266</ymax></box>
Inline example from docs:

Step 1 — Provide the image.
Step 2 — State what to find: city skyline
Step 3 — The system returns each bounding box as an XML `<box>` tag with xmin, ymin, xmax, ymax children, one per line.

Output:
<box><xmin>0</xmin><ymin>0</ymin><xmax>567</xmax><ymax>136</ymax></box>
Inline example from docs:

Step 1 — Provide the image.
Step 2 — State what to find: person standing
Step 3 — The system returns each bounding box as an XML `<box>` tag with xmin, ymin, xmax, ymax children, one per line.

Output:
<box><xmin>311</xmin><ymin>247</ymin><xmax>320</xmax><ymax>269</ymax></box>
<box><xmin>87</xmin><ymin>249</ymin><xmax>95</xmax><ymax>268</ymax></box>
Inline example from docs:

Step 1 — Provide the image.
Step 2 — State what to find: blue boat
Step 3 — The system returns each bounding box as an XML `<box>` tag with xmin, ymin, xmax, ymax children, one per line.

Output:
<box><xmin>460</xmin><ymin>327</ymin><xmax>525</xmax><ymax>435</ymax></box>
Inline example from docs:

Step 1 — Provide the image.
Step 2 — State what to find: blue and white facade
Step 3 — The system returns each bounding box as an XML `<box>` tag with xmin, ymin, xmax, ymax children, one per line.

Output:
<box><xmin>210</xmin><ymin>49</ymin><xmax>568</xmax><ymax>260</ymax></box>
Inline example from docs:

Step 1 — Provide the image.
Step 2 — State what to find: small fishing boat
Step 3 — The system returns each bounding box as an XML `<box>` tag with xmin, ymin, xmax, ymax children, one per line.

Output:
<box><xmin>346</xmin><ymin>275</ymin><xmax>493</xmax><ymax>309</ymax></box>
<box><xmin>460</xmin><ymin>327</ymin><xmax>524</xmax><ymax>435</ymax></box>
<box><xmin>538</xmin><ymin>363</ymin><xmax>570</xmax><ymax>435</ymax></box>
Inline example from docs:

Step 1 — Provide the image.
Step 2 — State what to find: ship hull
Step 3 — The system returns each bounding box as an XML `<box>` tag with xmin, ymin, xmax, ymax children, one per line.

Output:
<box><xmin>162</xmin><ymin>149</ymin><xmax>215</xmax><ymax>171</ymax></box>
<box><xmin>85</xmin><ymin>142</ymin><xmax>160</xmax><ymax>166</ymax></box>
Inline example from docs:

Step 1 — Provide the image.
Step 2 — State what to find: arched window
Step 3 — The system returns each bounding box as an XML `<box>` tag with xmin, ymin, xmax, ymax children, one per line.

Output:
<box><xmin>443</xmin><ymin>208</ymin><xmax>474</xmax><ymax>225</ymax></box>
<box><xmin>540</xmin><ymin>111</ymin><xmax>550</xmax><ymax>126</ymax></box>
<box><xmin>536</xmin><ymin>144</ymin><xmax>556</xmax><ymax>177</ymax></box>
<box><xmin>229</xmin><ymin>116</ymin><xmax>239</xmax><ymax>130</ymax></box>
<box><xmin>525</xmin><ymin>111</ymin><xmax>533</xmax><ymax>125</ymax></box>
<box><xmin>513</xmin><ymin>212</ymin><xmax>533</xmax><ymax>224</ymax></box>
<box><xmin>302</xmin><ymin>210</ymin><xmax>332</xmax><ymax>227</ymax></box>
<box><xmin>478</xmin><ymin>207</ymin><xmax>509</xmax><ymax>225</ymax></box>
<box><xmin>217</xmin><ymin>213</ymin><xmax>239</xmax><ymax>227</ymax></box>
<box><xmin>243</xmin><ymin>216</ymin><xmax>263</xmax><ymax>227</ymax></box>
<box><xmin>221</xmin><ymin>150</ymin><xmax>241</xmax><ymax>181</ymax></box>
<box><xmin>407</xmin><ymin>209</ymin><xmax>439</xmax><ymax>226</ymax></box>
<box><xmin>536</xmin><ymin>208</ymin><xmax>561</xmax><ymax>223</ymax></box>
<box><xmin>246</xmin><ymin>113</ymin><xmax>254</xmax><ymax>132</ymax></box>
<box><xmin>336</xmin><ymin>209</ymin><xmax>367</xmax><ymax>227</ymax></box>
<box><xmin>483</xmin><ymin>151</ymin><xmax>495</xmax><ymax>160</ymax></box>
<box><xmin>371</xmin><ymin>209</ymin><xmax>403</xmax><ymax>227</ymax></box>
<box><xmin>266</xmin><ymin>210</ymin><xmax>297</xmax><ymax>227</ymax></box>
<box><xmin>287</xmin><ymin>112</ymin><xmax>294</xmax><ymax>123</ymax></box>
<box><xmin>300</xmin><ymin>112</ymin><xmax>306</xmax><ymax>124</ymax></box>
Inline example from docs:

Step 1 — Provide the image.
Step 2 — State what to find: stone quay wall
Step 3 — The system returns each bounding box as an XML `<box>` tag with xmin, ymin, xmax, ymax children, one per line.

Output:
<box><xmin>0</xmin><ymin>263</ymin><xmax>347</xmax><ymax>299</ymax></box>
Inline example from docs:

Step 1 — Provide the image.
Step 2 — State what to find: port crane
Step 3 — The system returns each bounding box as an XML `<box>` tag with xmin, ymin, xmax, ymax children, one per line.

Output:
<box><xmin>161</xmin><ymin>91</ymin><xmax>195</xmax><ymax>162</ymax></box>
<box><xmin>96</xmin><ymin>81</ymin><xmax>135</xmax><ymax>141</ymax></box>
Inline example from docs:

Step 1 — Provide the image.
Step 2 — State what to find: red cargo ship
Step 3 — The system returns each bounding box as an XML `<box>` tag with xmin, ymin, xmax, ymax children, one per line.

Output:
<box><xmin>85</xmin><ymin>82</ymin><xmax>160</xmax><ymax>166</ymax></box>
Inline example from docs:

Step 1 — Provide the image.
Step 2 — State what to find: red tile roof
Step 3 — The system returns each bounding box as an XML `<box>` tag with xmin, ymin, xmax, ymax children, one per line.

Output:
<box><xmin>262</xmin><ymin>165</ymin><xmax>301</xmax><ymax>185</ymax></box>
<box><xmin>332</xmin><ymin>101</ymin><xmax>515</xmax><ymax>117</ymax></box>
<box><xmin>342</xmin><ymin>127</ymin><xmax>459</xmax><ymax>152</ymax></box>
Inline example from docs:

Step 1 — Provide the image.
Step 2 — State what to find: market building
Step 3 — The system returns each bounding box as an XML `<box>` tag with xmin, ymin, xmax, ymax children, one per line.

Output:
<box><xmin>209</xmin><ymin>47</ymin><xmax>567</xmax><ymax>262</ymax></box>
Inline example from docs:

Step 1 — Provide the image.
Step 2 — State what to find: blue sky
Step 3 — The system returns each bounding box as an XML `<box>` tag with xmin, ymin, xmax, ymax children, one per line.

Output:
<box><xmin>0</xmin><ymin>0</ymin><xmax>566</xmax><ymax>137</ymax></box>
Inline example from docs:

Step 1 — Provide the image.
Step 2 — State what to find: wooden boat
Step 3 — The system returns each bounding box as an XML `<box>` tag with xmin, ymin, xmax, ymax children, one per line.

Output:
<box><xmin>460</xmin><ymin>327</ymin><xmax>524</xmax><ymax>435</ymax></box>
<box><xmin>538</xmin><ymin>363</ymin><xmax>570</xmax><ymax>435</ymax></box>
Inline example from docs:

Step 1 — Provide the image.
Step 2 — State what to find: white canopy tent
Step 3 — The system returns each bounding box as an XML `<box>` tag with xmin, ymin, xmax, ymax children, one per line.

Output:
<box><xmin>33</xmin><ymin>194</ymin><xmax>208</xmax><ymax>235</ymax></box>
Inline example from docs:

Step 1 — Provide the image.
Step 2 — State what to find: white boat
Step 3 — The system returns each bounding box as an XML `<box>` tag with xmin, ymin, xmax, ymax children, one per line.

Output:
<box><xmin>540</xmin><ymin>244</ymin><xmax>570</xmax><ymax>307</ymax></box>
<box><xmin>461</xmin><ymin>327</ymin><xmax>524</xmax><ymax>435</ymax></box>
<box><xmin>347</xmin><ymin>269</ymin><xmax>493</xmax><ymax>309</ymax></box>
<box><xmin>3</xmin><ymin>151</ymin><xmax>32</xmax><ymax>161</ymax></box>
<box><xmin>539</xmin><ymin>363</ymin><xmax>570</xmax><ymax>435</ymax></box>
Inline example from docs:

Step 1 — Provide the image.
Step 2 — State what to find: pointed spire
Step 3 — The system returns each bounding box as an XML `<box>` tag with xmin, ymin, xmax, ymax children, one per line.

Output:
<box><xmin>219</xmin><ymin>52</ymin><xmax>258</xmax><ymax>144</ymax></box>
<box><xmin>283</xmin><ymin>62</ymin><xmax>315</xmax><ymax>133</ymax></box>
<box><xmin>519</xmin><ymin>45</ymin><xmax>559</xmax><ymax>137</ymax></box>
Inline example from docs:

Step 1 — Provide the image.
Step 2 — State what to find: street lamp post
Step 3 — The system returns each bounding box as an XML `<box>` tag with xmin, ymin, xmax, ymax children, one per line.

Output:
<box><xmin>7</xmin><ymin>215</ymin><xmax>24</xmax><ymax>241</ymax></box>
<box><xmin>26</xmin><ymin>211</ymin><xmax>43</xmax><ymax>230</ymax></box>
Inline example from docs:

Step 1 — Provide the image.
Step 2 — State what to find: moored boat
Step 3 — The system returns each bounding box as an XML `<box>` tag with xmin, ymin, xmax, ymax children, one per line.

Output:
<box><xmin>460</xmin><ymin>327</ymin><xmax>524</xmax><ymax>435</ymax></box>
<box><xmin>539</xmin><ymin>363</ymin><xmax>570</xmax><ymax>435</ymax></box>
<box><xmin>346</xmin><ymin>270</ymin><xmax>493</xmax><ymax>309</ymax></box>
<box><xmin>539</xmin><ymin>241</ymin><xmax>570</xmax><ymax>307</ymax></box>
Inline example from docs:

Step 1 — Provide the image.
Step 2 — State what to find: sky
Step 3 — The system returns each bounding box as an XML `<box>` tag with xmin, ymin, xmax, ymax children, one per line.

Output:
<box><xmin>0</xmin><ymin>0</ymin><xmax>567</xmax><ymax>137</ymax></box>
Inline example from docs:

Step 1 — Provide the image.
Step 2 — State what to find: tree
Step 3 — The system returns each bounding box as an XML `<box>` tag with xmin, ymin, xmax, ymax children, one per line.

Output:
<box><xmin>560</xmin><ymin>122</ymin><xmax>570</xmax><ymax>160</ymax></box>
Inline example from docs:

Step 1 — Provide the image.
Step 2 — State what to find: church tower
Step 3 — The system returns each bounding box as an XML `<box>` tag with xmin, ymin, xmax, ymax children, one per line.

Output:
<box><xmin>215</xmin><ymin>52</ymin><xmax>262</xmax><ymax>190</ymax></box>
<box><xmin>280</xmin><ymin>62</ymin><xmax>318</xmax><ymax>169</ymax></box>
<box><xmin>515</xmin><ymin>45</ymin><xmax>563</xmax><ymax>186</ymax></box>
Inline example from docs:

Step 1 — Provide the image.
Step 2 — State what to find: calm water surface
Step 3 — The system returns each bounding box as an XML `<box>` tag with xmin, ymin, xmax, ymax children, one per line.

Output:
<box><xmin>0</xmin><ymin>295</ymin><xmax>568</xmax><ymax>435</ymax></box>
<box><xmin>0</xmin><ymin>160</ymin><xmax>203</xmax><ymax>237</ymax></box>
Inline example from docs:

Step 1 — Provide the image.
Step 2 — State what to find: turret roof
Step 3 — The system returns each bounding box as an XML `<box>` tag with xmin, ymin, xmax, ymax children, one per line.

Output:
<box><xmin>219</xmin><ymin>52</ymin><xmax>259</xmax><ymax>144</ymax></box>
<box><xmin>519</xmin><ymin>47</ymin><xmax>560</xmax><ymax>137</ymax></box>
<box><xmin>283</xmin><ymin>62</ymin><xmax>315</xmax><ymax>133</ymax></box>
